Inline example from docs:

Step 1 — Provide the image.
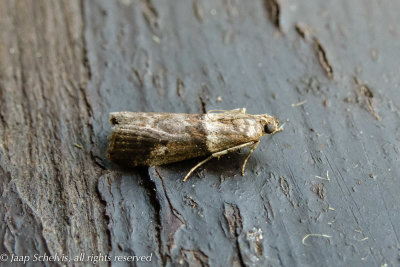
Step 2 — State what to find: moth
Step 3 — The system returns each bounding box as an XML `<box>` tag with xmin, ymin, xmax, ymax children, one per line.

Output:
<box><xmin>107</xmin><ymin>108</ymin><xmax>282</xmax><ymax>181</ymax></box>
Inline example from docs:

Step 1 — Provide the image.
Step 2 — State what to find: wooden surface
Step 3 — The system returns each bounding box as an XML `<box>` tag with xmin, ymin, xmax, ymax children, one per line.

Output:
<box><xmin>1</xmin><ymin>0</ymin><xmax>400</xmax><ymax>266</ymax></box>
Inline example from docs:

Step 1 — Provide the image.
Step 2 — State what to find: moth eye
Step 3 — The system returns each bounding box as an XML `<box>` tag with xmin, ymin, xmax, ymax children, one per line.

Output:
<box><xmin>264</xmin><ymin>122</ymin><xmax>276</xmax><ymax>134</ymax></box>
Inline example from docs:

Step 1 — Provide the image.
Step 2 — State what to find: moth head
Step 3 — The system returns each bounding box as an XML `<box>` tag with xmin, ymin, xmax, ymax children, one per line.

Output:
<box><xmin>262</xmin><ymin>116</ymin><xmax>281</xmax><ymax>135</ymax></box>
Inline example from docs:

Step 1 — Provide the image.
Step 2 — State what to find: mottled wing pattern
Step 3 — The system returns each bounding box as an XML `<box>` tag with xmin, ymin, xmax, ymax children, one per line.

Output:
<box><xmin>108</xmin><ymin>112</ymin><xmax>209</xmax><ymax>165</ymax></box>
<box><xmin>202</xmin><ymin>112</ymin><xmax>265</xmax><ymax>152</ymax></box>
<box><xmin>107</xmin><ymin>111</ymin><xmax>265</xmax><ymax>166</ymax></box>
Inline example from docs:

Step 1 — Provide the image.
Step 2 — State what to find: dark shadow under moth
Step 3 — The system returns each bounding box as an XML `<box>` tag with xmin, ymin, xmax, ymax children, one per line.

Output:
<box><xmin>107</xmin><ymin>108</ymin><xmax>282</xmax><ymax>181</ymax></box>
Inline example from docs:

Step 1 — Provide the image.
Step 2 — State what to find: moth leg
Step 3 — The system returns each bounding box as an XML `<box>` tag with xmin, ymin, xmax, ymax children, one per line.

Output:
<box><xmin>183</xmin><ymin>141</ymin><xmax>255</xmax><ymax>182</ymax></box>
<box><xmin>241</xmin><ymin>140</ymin><xmax>260</xmax><ymax>176</ymax></box>
<box><xmin>183</xmin><ymin>155</ymin><xmax>215</xmax><ymax>182</ymax></box>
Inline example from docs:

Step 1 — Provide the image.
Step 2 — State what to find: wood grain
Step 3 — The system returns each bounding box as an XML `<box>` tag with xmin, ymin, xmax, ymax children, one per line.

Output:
<box><xmin>1</xmin><ymin>0</ymin><xmax>400</xmax><ymax>266</ymax></box>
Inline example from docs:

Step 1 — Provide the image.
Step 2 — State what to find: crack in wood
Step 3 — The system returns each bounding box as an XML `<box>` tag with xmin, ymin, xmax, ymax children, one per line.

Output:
<box><xmin>354</xmin><ymin>77</ymin><xmax>380</xmax><ymax>120</ymax></box>
<box><xmin>263</xmin><ymin>0</ymin><xmax>281</xmax><ymax>30</ymax></box>
<box><xmin>176</xmin><ymin>78</ymin><xmax>185</xmax><ymax>98</ymax></box>
<box><xmin>155</xmin><ymin>168</ymin><xmax>186</xmax><ymax>226</ymax></box>
<box><xmin>311</xmin><ymin>182</ymin><xmax>326</xmax><ymax>200</ymax></box>
<box><xmin>295</xmin><ymin>22</ymin><xmax>314</xmax><ymax>40</ymax></box>
<box><xmin>141</xmin><ymin>0</ymin><xmax>160</xmax><ymax>34</ymax></box>
<box><xmin>260</xmin><ymin>194</ymin><xmax>274</xmax><ymax>223</ymax></box>
<box><xmin>199</xmin><ymin>96</ymin><xmax>207</xmax><ymax>114</ymax></box>
<box><xmin>223</xmin><ymin>203</ymin><xmax>246</xmax><ymax>267</ymax></box>
<box><xmin>140</xmin><ymin>168</ymin><xmax>165</xmax><ymax>266</ymax></box>
<box><xmin>313</xmin><ymin>38</ymin><xmax>334</xmax><ymax>80</ymax></box>
<box><xmin>193</xmin><ymin>0</ymin><xmax>203</xmax><ymax>23</ymax></box>
<box><xmin>181</xmin><ymin>248</ymin><xmax>210</xmax><ymax>267</ymax></box>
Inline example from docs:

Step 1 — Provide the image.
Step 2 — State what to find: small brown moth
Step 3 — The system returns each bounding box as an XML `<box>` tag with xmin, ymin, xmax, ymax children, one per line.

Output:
<box><xmin>107</xmin><ymin>108</ymin><xmax>282</xmax><ymax>181</ymax></box>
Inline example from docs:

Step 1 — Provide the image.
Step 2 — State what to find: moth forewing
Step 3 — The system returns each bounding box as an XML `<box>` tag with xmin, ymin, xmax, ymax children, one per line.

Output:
<box><xmin>107</xmin><ymin>110</ymin><xmax>281</xmax><ymax>181</ymax></box>
<box><xmin>108</xmin><ymin>112</ymin><xmax>210</xmax><ymax>166</ymax></box>
<box><xmin>202</xmin><ymin>112</ymin><xmax>266</xmax><ymax>153</ymax></box>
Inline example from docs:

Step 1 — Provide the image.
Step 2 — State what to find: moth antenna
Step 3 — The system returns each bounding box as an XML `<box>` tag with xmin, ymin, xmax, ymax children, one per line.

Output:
<box><xmin>206</xmin><ymin>108</ymin><xmax>246</xmax><ymax>120</ymax></box>
<box><xmin>272</xmin><ymin>123</ymin><xmax>284</xmax><ymax>134</ymax></box>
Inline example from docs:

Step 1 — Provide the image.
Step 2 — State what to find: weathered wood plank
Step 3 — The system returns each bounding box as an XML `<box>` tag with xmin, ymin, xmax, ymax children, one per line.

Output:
<box><xmin>0</xmin><ymin>0</ymin><xmax>108</xmax><ymax>264</ymax></box>
<box><xmin>92</xmin><ymin>0</ymin><xmax>400</xmax><ymax>266</ymax></box>
<box><xmin>1</xmin><ymin>0</ymin><xmax>400</xmax><ymax>266</ymax></box>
